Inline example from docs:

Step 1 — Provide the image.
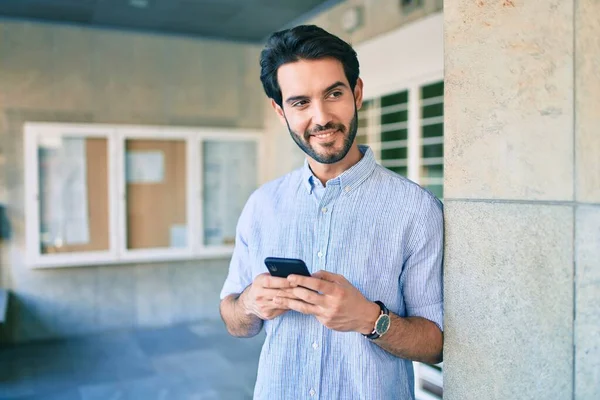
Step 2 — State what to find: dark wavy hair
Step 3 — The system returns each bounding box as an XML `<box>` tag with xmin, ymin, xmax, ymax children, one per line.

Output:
<box><xmin>260</xmin><ymin>25</ymin><xmax>360</xmax><ymax>107</ymax></box>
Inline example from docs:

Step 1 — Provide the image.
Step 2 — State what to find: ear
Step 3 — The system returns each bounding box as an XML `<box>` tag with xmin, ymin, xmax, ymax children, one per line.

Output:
<box><xmin>270</xmin><ymin>99</ymin><xmax>287</xmax><ymax>125</ymax></box>
<box><xmin>353</xmin><ymin>78</ymin><xmax>364</xmax><ymax>110</ymax></box>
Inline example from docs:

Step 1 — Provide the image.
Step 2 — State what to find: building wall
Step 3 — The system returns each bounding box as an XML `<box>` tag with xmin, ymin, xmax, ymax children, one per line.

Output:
<box><xmin>0</xmin><ymin>21</ymin><xmax>266</xmax><ymax>343</ymax></box>
<box><xmin>444</xmin><ymin>0</ymin><xmax>599</xmax><ymax>399</ymax></box>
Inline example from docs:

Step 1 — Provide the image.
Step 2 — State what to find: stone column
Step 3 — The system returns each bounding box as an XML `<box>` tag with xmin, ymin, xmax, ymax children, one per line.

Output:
<box><xmin>443</xmin><ymin>1</ymin><xmax>599</xmax><ymax>399</ymax></box>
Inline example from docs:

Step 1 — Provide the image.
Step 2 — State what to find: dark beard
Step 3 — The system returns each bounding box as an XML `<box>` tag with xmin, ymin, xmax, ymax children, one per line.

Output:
<box><xmin>285</xmin><ymin>107</ymin><xmax>358</xmax><ymax>165</ymax></box>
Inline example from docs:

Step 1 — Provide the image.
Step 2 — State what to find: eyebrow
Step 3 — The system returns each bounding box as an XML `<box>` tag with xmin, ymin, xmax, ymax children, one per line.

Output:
<box><xmin>284</xmin><ymin>81</ymin><xmax>349</xmax><ymax>105</ymax></box>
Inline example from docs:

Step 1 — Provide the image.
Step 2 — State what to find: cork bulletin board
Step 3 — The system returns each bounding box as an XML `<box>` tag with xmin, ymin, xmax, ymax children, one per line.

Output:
<box><xmin>125</xmin><ymin>139</ymin><xmax>187</xmax><ymax>249</ymax></box>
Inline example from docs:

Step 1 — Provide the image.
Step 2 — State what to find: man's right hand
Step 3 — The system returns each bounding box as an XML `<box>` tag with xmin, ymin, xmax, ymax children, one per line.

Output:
<box><xmin>239</xmin><ymin>273</ymin><xmax>298</xmax><ymax>320</ymax></box>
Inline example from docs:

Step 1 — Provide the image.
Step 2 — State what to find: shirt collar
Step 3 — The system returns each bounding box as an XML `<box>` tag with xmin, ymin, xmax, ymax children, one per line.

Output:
<box><xmin>301</xmin><ymin>145</ymin><xmax>377</xmax><ymax>194</ymax></box>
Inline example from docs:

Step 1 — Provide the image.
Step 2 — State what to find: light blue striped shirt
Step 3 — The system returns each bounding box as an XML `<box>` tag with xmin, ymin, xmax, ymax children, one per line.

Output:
<box><xmin>221</xmin><ymin>145</ymin><xmax>444</xmax><ymax>400</ymax></box>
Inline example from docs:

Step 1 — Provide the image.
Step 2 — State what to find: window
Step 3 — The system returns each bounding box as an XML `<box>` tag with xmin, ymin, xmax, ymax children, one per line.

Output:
<box><xmin>25</xmin><ymin>123</ymin><xmax>262</xmax><ymax>268</ymax></box>
<box><xmin>414</xmin><ymin>362</ymin><xmax>443</xmax><ymax>400</ymax></box>
<box><xmin>202</xmin><ymin>140</ymin><xmax>258</xmax><ymax>247</ymax></box>
<box><xmin>420</xmin><ymin>81</ymin><xmax>444</xmax><ymax>199</ymax></box>
<box><xmin>357</xmin><ymin>79</ymin><xmax>444</xmax><ymax>200</ymax></box>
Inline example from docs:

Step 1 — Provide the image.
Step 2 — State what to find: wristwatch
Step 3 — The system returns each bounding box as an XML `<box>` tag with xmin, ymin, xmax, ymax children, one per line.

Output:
<box><xmin>363</xmin><ymin>301</ymin><xmax>390</xmax><ymax>340</ymax></box>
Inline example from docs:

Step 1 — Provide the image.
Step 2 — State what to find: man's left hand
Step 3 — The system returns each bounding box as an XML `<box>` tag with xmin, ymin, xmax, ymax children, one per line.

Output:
<box><xmin>273</xmin><ymin>270</ymin><xmax>380</xmax><ymax>334</ymax></box>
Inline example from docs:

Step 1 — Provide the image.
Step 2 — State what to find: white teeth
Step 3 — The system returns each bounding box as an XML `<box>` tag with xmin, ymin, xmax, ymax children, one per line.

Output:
<box><xmin>314</xmin><ymin>131</ymin><xmax>335</xmax><ymax>138</ymax></box>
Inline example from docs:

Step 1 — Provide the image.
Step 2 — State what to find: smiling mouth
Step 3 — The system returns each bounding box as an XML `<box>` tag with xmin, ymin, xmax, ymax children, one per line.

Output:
<box><xmin>311</xmin><ymin>130</ymin><xmax>339</xmax><ymax>139</ymax></box>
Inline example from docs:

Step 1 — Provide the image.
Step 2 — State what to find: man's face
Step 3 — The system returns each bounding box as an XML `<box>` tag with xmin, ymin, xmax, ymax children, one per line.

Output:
<box><xmin>273</xmin><ymin>58</ymin><xmax>363</xmax><ymax>164</ymax></box>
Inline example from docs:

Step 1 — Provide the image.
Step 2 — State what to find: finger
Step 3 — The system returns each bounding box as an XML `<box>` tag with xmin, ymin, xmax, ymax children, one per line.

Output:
<box><xmin>311</xmin><ymin>270</ymin><xmax>347</xmax><ymax>284</ymax></box>
<box><xmin>258</xmin><ymin>273</ymin><xmax>294</xmax><ymax>289</ymax></box>
<box><xmin>274</xmin><ymin>296</ymin><xmax>319</xmax><ymax>315</ymax></box>
<box><xmin>260</xmin><ymin>307</ymin><xmax>289</xmax><ymax>320</ymax></box>
<box><xmin>275</xmin><ymin>288</ymin><xmax>302</xmax><ymax>300</ymax></box>
<box><xmin>268</xmin><ymin>309</ymin><xmax>288</xmax><ymax>318</ymax></box>
<box><xmin>290</xmin><ymin>286</ymin><xmax>326</xmax><ymax>306</ymax></box>
<box><xmin>258</xmin><ymin>288</ymin><xmax>293</xmax><ymax>300</ymax></box>
<box><xmin>287</xmin><ymin>275</ymin><xmax>336</xmax><ymax>294</ymax></box>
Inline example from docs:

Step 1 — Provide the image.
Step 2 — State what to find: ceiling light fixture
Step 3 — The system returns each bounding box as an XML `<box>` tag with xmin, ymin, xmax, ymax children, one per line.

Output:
<box><xmin>129</xmin><ymin>0</ymin><xmax>149</xmax><ymax>9</ymax></box>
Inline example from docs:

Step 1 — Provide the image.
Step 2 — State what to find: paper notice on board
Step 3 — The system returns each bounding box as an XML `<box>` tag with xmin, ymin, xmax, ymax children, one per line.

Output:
<box><xmin>126</xmin><ymin>151</ymin><xmax>164</xmax><ymax>183</ymax></box>
<box><xmin>170</xmin><ymin>225</ymin><xmax>187</xmax><ymax>248</ymax></box>
<box><xmin>39</xmin><ymin>137</ymin><xmax>90</xmax><ymax>246</ymax></box>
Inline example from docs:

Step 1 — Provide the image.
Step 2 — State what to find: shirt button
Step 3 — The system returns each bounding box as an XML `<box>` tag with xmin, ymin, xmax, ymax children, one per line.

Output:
<box><xmin>317</xmin><ymin>251</ymin><xmax>323</xmax><ymax>258</ymax></box>
<box><xmin>344</xmin><ymin>186</ymin><xmax>351</xmax><ymax>192</ymax></box>
<box><xmin>321</xmin><ymin>207</ymin><xmax>327</xmax><ymax>213</ymax></box>
<box><xmin>309</xmin><ymin>389</ymin><xmax>316</xmax><ymax>396</ymax></box>
<box><xmin>312</xmin><ymin>342</ymin><xmax>318</xmax><ymax>349</ymax></box>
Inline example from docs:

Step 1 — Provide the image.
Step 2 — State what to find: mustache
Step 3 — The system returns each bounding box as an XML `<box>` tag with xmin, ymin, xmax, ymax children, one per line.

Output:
<box><xmin>305</xmin><ymin>122</ymin><xmax>346</xmax><ymax>138</ymax></box>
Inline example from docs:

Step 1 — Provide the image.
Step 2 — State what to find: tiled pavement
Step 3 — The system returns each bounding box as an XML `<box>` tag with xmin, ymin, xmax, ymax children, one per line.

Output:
<box><xmin>0</xmin><ymin>321</ymin><xmax>265</xmax><ymax>400</ymax></box>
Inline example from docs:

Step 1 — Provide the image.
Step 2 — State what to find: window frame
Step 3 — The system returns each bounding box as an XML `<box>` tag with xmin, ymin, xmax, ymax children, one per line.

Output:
<box><xmin>357</xmin><ymin>72</ymin><xmax>444</xmax><ymax>186</ymax></box>
<box><xmin>24</xmin><ymin>122</ymin><xmax>262</xmax><ymax>269</ymax></box>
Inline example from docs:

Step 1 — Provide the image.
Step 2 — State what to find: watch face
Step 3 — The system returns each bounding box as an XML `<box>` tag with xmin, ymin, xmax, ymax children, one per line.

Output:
<box><xmin>376</xmin><ymin>314</ymin><xmax>390</xmax><ymax>335</ymax></box>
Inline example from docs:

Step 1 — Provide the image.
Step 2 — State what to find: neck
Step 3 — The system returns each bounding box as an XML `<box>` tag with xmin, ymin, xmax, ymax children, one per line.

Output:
<box><xmin>308</xmin><ymin>144</ymin><xmax>363</xmax><ymax>186</ymax></box>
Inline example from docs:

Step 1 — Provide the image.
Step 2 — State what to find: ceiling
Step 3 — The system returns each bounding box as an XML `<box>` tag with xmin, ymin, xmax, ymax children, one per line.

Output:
<box><xmin>0</xmin><ymin>0</ymin><xmax>343</xmax><ymax>43</ymax></box>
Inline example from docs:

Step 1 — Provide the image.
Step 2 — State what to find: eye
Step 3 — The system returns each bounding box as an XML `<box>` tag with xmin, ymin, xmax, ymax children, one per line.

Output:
<box><xmin>328</xmin><ymin>91</ymin><xmax>343</xmax><ymax>99</ymax></box>
<box><xmin>292</xmin><ymin>100</ymin><xmax>309</xmax><ymax>108</ymax></box>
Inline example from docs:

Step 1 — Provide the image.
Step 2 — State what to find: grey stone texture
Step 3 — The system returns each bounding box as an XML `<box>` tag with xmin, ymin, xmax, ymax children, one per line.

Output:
<box><xmin>575</xmin><ymin>205</ymin><xmax>600</xmax><ymax>400</ymax></box>
<box><xmin>575</xmin><ymin>0</ymin><xmax>600</xmax><ymax>203</ymax></box>
<box><xmin>444</xmin><ymin>0</ymin><xmax>599</xmax><ymax>398</ymax></box>
<box><xmin>443</xmin><ymin>201</ymin><xmax>574</xmax><ymax>400</ymax></box>
<box><xmin>444</xmin><ymin>0</ymin><xmax>574</xmax><ymax>201</ymax></box>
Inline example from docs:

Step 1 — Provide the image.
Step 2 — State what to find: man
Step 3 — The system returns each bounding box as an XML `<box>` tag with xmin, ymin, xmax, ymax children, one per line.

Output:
<box><xmin>219</xmin><ymin>25</ymin><xmax>443</xmax><ymax>399</ymax></box>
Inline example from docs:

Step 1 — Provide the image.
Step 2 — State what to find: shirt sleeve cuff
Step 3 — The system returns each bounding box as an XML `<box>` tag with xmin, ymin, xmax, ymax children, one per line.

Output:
<box><xmin>406</xmin><ymin>302</ymin><xmax>444</xmax><ymax>332</ymax></box>
<box><xmin>219</xmin><ymin>279</ymin><xmax>247</xmax><ymax>300</ymax></box>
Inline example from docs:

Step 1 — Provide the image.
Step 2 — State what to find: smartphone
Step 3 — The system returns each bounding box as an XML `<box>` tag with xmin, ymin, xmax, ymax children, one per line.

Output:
<box><xmin>264</xmin><ymin>257</ymin><xmax>311</xmax><ymax>278</ymax></box>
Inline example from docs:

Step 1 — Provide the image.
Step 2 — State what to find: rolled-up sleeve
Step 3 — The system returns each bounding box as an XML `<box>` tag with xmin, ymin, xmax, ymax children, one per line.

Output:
<box><xmin>400</xmin><ymin>195</ymin><xmax>444</xmax><ymax>331</ymax></box>
<box><xmin>219</xmin><ymin>193</ymin><xmax>256</xmax><ymax>300</ymax></box>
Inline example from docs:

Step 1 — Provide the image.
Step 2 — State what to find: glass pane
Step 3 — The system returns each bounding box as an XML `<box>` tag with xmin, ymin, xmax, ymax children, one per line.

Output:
<box><xmin>388</xmin><ymin>166</ymin><xmax>407</xmax><ymax>176</ymax></box>
<box><xmin>381</xmin><ymin>91</ymin><xmax>408</xmax><ymax>107</ymax></box>
<box><xmin>39</xmin><ymin>137</ymin><xmax>109</xmax><ymax>254</ymax></box>
<box><xmin>421</xmin><ymin>164</ymin><xmax>444</xmax><ymax>179</ymax></box>
<box><xmin>203</xmin><ymin>141</ymin><xmax>257</xmax><ymax>246</ymax></box>
<box><xmin>425</xmin><ymin>184</ymin><xmax>444</xmax><ymax>199</ymax></box>
<box><xmin>423</xmin><ymin>124</ymin><xmax>444</xmax><ymax>138</ymax></box>
<box><xmin>423</xmin><ymin>143</ymin><xmax>444</xmax><ymax>158</ymax></box>
<box><xmin>422</xmin><ymin>103</ymin><xmax>443</xmax><ymax>119</ymax></box>
<box><xmin>381</xmin><ymin>110</ymin><xmax>408</xmax><ymax>125</ymax></box>
<box><xmin>126</xmin><ymin>139</ymin><xmax>187</xmax><ymax>250</ymax></box>
<box><xmin>381</xmin><ymin>129</ymin><xmax>408</xmax><ymax>142</ymax></box>
<box><xmin>421</xmin><ymin>81</ymin><xmax>444</xmax><ymax>99</ymax></box>
<box><xmin>382</xmin><ymin>147</ymin><xmax>408</xmax><ymax>161</ymax></box>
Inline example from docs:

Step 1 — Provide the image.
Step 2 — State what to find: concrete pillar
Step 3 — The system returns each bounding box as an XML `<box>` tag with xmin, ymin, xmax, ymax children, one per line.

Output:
<box><xmin>444</xmin><ymin>1</ymin><xmax>599</xmax><ymax>399</ymax></box>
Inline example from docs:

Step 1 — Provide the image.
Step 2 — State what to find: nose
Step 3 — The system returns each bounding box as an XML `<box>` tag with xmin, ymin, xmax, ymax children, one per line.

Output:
<box><xmin>311</xmin><ymin>101</ymin><xmax>333</xmax><ymax>128</ymax></box>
